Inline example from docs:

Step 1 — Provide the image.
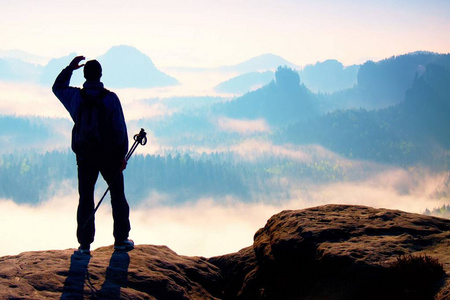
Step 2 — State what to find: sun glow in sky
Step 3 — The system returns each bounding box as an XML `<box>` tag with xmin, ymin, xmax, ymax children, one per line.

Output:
<box><xmin>1</xmin><ymin>0</ymin><xmax>450</xmax><ymax>67</ymax></box>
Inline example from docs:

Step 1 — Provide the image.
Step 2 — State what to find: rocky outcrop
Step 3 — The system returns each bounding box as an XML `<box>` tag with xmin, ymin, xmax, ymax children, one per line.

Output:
<box><xmin>0</xmin><ymin>245</ymin><xmax>222</xmax><ymax>299</ymax></box>
<box><xmin>1</xmin><ymin>205</ymin><xmax>450</xmax><ymax>299</ymax></box>
<box><xmin>212</xmin><ymin>205</ymin><xmax>450</xmax><ymax>299</ymax></box>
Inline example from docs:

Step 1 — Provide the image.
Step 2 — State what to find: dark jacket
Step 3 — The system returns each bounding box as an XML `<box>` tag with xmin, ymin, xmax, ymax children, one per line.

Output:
<box><xmin>52</xmin><ymin>66</ymin><xmax>128</xmax><ymax>162</ymax></box>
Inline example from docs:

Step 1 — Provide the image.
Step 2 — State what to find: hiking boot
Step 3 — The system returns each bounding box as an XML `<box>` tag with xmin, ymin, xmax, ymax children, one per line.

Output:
<box><xmin>114</xmin><ymin>239</ymin><xmax>134</xmax><ymax>251</ymax></box>
<box><xmin>77</xmin><ymin>245</ymin><xmax>91</xmax><ymax>255</ymax></box>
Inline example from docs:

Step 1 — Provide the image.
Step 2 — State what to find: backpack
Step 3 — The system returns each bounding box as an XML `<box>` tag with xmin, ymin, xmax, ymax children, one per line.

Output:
<box><xmin>71</xmin><ymin>88</ymin><xmax>112</xmax><ymax>154</ymax></box>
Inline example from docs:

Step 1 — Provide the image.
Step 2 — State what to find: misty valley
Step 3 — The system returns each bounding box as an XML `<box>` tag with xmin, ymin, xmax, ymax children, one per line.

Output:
<box><xmin>1</xmin><ymin>49</ymin><xmax>450</xmax><ymax>219</ymax></box>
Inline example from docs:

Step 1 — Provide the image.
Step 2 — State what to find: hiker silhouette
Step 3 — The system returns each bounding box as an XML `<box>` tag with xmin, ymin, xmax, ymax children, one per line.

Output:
<box><xmin>53</xmin><ymin>56</ymin><xmax>134</xmax><ymax>253</ymax></box>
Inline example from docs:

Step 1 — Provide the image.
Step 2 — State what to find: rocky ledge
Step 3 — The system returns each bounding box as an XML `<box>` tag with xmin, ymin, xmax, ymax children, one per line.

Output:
<box><xmin>1</xmin><ymin>205</ymin><xmax>450</xmax><ymax>299</ymax></box>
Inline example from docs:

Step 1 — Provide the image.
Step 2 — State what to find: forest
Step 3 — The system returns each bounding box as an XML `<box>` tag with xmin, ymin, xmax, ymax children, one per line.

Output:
<box><xmin>0</xmin><ymin>149</ymin><xmax>349</xmax><ymax>205</ymax></box>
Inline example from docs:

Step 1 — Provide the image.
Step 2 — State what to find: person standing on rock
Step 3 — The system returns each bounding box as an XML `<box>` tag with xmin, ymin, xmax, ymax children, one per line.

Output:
<box><xmin>53</xmin><ymin>55</ymin><xmax>134</xmax><ymax>254</ymax></box>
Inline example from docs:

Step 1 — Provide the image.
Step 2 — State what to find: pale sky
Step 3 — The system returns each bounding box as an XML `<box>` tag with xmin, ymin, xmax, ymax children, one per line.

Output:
<box><xmin>1</xmin><ymin>0</ymin><xmax>449</xmax><ymax>68</ymax></box>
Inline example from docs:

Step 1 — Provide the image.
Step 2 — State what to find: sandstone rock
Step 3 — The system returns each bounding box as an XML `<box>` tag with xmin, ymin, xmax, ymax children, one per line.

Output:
<box><xmin>248</xmin><ymin>204</ymin><xmax>450</xmax><ymax>299</ymax></box>
<box><xmin>209</xmin><ymin>205</ymin><xmax>450</xmax><ymax>299</ymax></box>
<box><xmin>1</xmin><ymin>205</ymin><xmax>450</xmax><ymax>299</ymax></box>
<box><xmin>208</xmin><ymin>246</ymin><xmax>258</xmax><ymax>299</ymax></box>
<box><xmin>0</xmin><ymin>245</ymin><xmax>222</xmax><ymax>299</ymax></box>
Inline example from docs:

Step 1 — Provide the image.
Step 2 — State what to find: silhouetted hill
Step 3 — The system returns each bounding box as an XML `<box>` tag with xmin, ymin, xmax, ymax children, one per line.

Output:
<box><xmin>214</xmin><ymin>59</ymin><xmax>359</xmax><ymax>95</ymax></box>
<box><xmin>0</xmin><ymin>49</ymin><xmax>49</xmax><ymax>65</ymax></box>
<box><xmin>1</xmin><ymin>205</ymin><xmax>449</xmax><ymax>299</ymax></box>
<box><xmin>348</xmin><ymin>51</ymin><xmax>450</xmax><ymax>109</ymax></box>
<box><xmin>283</xmin><ymin>61</ymin><xmax>450</xmax><ymax>166</ymax></box>
<box><xmin>214</xmin><ymin>71</ymin><xmax>274</xmax><ymax>94</ymax></box>
<box><xmin>215</xmin><ymin>66</ymin><xmax>318</xmax><ymax>125</ymax></box>
<box><xmin>0</xmin><ymin>57</ymin><xmax>42</xmax><ymax>82</ymax></box>
<box><xmin>213</xmin><ymin>53</ymin><xmax>450</xmax><ymax>128</ymax></box>
<box><xmin>39</xmin><ymin>53</ymin><xmax>84</xmax><ymax>86</ymax></box>
<box><xmin>98</xmin><ymin>45</ymin><xmax>179</xmax><ymax>88</ymax></box>
<box><xmin>34</xmin><ymin>46</ymin><xmax>180</xmax><ymax>88</ymax></box>
<box><xmin>299</xmin><ymin>59</ymin><xmax>359</xmax><ymax>93</ymax></box>
<box><xmin>218</xmin><ymin>53</ymin><xmax>299</xmax><ymax>73</ymax></box>
<box><xmin>402</xmin><ymin>63</ymin><xmax>450</xmax><ymax>149</ymax></box>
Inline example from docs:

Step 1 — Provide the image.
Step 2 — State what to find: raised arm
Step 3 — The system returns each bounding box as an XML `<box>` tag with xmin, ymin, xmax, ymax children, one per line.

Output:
<box><xmin>52</xmin><ymin>56</ymin><xmax>85</xmax><ymax>120</ymax></box>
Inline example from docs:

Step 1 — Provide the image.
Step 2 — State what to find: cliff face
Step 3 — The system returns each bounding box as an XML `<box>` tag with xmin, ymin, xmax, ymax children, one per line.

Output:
<box><xmin>1</xmin><ymin>204</ymin><xmax>450</xmax><ymax>299</ymax></box>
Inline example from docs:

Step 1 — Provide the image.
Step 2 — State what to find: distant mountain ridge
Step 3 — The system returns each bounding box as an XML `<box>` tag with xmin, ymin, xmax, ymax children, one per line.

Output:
<box><xmin>98</xmin><ymin>45</ymin><xmax>179</xmax><ymax>88</ymax></box>
<box><xmin>0</xmin><ymin>57</ymin><xmax>43</xmax><ymax>82</ymax></box>
<box><xmin>167</xmin><ymin>53</ymin><xmax>300</xmax><ymax>75</ymax></box>
<box><xmin>0</xmin><ymin>49</ymin><xmax>49</xmax><ymax>65</ymax></box>
<box><xmin>1</xmin><ymin>45</ymin><xmax>179</xmax><ymax>89</ymax></box>
<box><xmin>214</xmin><ymin>70</ymin><xmax>275</xmax><ymax>94</ymax></box>
<box><xmin>299</xmin><ymin>59</ymin><xmax>359</xmax><ymax>93</ymax></box>
<box><xmin>214</xmin><ymin>66</ymin><xmax>318</xmax><ymax>125</ymax></box>
<box><xmin>215</xmin><ymin>59</ymin><xmax>361</xmax><ymax>95</ymax></box>
<box><xmin>354</xmin><ymin>51</ymin><xmax>450</xmax><ymax>108</ymax></box>
<box><xmin>218</xmin><ymin>53</ymin><xmax>299</xmax><ymax>73</ymax></box>
<box><xmin>214</xmin><ymin>51</ymin><xmax>450</xmax><ymax>98</ymax></box>
<box><xmin>1</xmin><ymin>47</ymin><xmax>449</xmax><ymax>95</ymax></box>
<box><xmin>282</xmin><ymin>60</ymin><xmax>450</xmax><ymax>165</ymax></box>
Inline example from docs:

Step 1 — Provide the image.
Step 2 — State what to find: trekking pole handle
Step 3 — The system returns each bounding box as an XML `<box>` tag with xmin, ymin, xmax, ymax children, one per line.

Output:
<box><xmin>134</xmin><ymin>128</ymin><xmax>147</xmax><ymax>146</ymax></box>
<box><xmin>124</xmin><ymin>128</ymin><xmax>147</xmax><ymax>162</ymax></box>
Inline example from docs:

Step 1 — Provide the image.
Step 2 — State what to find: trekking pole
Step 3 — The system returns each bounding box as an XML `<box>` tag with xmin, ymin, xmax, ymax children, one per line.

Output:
<box><xmin>82</xmin><ymin>128</ymin><xmax>147</xmax><ymax>230</ymax></box>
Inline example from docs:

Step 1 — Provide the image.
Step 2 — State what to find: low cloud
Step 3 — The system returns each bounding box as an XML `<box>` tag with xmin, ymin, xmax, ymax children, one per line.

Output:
<box><xmin>216</xmin><ymin>117</ymin><xmax>271</xmax><ymax>134</ymax></box>
<box><xmin>192</xmin><ymin>140</ymin><xmax>342</xmax><ymax>164</ymax></box>
<box><xmin>229</xmin><ymin>140</ymin><xmax>324</xmax><ymax>162</ymax></box>
<box><xmin>125</xmin><ymin>100</ymin><xmax>175</xmax><ymax>120</ymax></box>
<box><xmin>1</xmin><ymin>168</ymin><xmax>448</xmax><ymax>258</ymax></box>
<box><xmin>289</xmin><ymin>168</ymin><xmax>450</xmax><ymax>214</ymax></box>
<box><xmin>0</xmin><ymin>196</ymin><xmax>78</xmax><ymax>257</ymax></box>
<box><xmin>131</xmin><ymin>198</ymin><xmax>280</xmax><ymax>257</ymax></box>
<box><xmin>0</xmin><ymin>81</ymin><xmax>67</xmax><ymax>117</ymax></box>
<box><xmin>0</xmin><ymin>192</ymin><xmax>276</xmax><ymax>258</ymax></box>
<box><xmin>115</xmin><ymin>91</ymin><xmax>178</xmax><ymax>120</ymax></box>
<box><xmin>0</xmin><ymin>81</ymin><xmax>175</xmax><ymax>120</ymax></box>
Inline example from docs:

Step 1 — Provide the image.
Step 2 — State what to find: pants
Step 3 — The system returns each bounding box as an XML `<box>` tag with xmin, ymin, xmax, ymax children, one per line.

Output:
<box><xmin>77</xmin><ymin>156</ymin><xmax>131</xmax><ymax>246</ymax></box>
